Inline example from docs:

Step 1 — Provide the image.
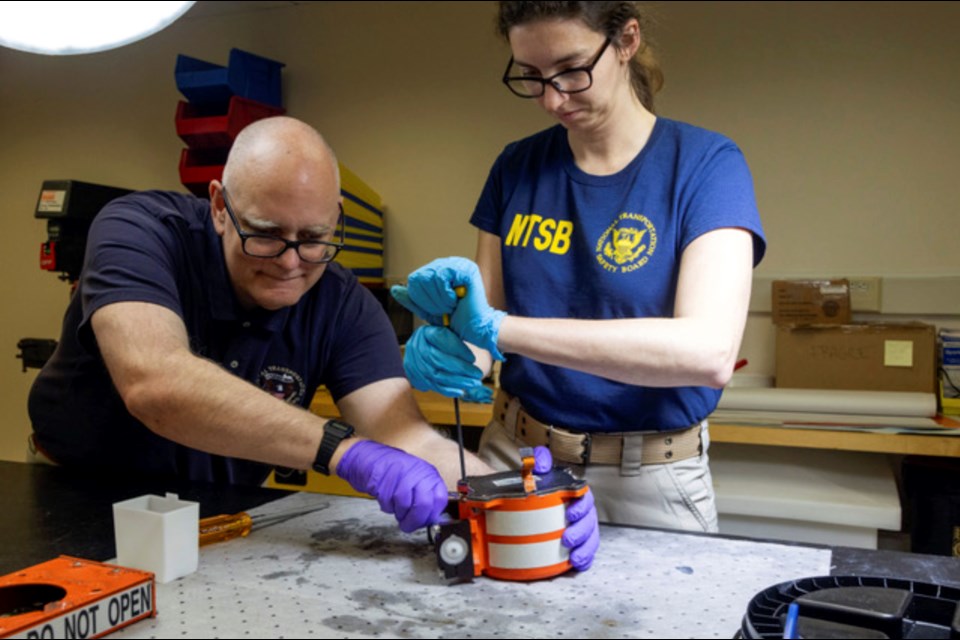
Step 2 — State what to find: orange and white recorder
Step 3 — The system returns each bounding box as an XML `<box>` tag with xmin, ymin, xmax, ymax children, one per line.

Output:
<box><xmin>432</xmin><ymin>447</ymin><xmax>589</xmax><ymax>582</ymax></box>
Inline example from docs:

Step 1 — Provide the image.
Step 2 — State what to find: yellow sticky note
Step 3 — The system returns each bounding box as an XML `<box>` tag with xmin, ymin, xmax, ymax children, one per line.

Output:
<box><xmin>884</xmin><ymin>340</ymin><xmax>914</xmax><ymax>367</ymax></box>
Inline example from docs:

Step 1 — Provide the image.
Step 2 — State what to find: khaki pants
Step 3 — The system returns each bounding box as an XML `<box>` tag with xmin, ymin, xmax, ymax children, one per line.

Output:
<box><xmin>478</xmin><ymin>415</ymin><xmax>718</xmax><ymax>533</ymax></box>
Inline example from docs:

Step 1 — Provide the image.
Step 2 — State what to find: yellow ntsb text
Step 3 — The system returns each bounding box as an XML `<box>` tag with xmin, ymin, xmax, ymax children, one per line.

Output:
<box><xmin>504</xmin><ymin>214</ymin><xmax>573</xmax><ymax>255</ymax></box>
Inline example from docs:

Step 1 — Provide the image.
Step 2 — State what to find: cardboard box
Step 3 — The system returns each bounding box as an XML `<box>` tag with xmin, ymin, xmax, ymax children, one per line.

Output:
<box><xmin>772</xmin><ymin>279</ymin><xmax>851</xmax><ymax>325</ymax></box>
<box><xmin>776</xmin><ymin>322</ymin><xmax>937</xmax><ymax>393</ymax></box>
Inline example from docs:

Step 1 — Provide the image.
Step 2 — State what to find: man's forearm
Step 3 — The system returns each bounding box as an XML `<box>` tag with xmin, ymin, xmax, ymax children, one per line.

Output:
<box><xmin>336</xmin><ymin>377</ymin><xmax>495</xmax><ymax>489</ymax></box>
<box><xmin>123</xmin><ymin>349</ymin><xmax>324</xmax><ymax>470</ymax></box>
<box><xmin>406</xmin><ymin>432</ymin><xmax>493</xmax><ymax>489</ymax></box>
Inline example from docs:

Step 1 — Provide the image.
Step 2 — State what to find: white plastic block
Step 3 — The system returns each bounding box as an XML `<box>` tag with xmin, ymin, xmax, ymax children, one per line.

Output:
<box><xmin>113</xmin><ymin>492</ymin><xmax>199</xmax><ymax>583</ymax></box>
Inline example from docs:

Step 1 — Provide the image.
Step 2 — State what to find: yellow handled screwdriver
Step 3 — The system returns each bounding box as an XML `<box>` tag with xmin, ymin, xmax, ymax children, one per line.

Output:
<box><xmin>444</xmin><ymin>286</ymin><xmax>468</xmax><ymax>483</ymax></box>
<box><xmin>198</xmin><ymin>512</ymin><xmax>254</xmax><ymax>546</ymax></box>
<box><xmin>198</xmin><ymin>504</ymin><xmax>330</xmax><ymax>546</ymax></box>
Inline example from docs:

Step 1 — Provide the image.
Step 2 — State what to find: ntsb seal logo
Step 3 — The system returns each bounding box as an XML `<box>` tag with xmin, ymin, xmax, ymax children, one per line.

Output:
<box><xmin>595</xmin><ymin>212</ymin><xmax>657</xmax><ymax>273</ymax></box>
<box><xmin>258</xmin><ymin>366</ymin><xmax>306</xmax><ymax>405</ymax></box>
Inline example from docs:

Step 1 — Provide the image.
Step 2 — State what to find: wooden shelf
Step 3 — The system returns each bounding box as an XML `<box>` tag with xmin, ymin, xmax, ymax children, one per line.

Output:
<box><xmin>709</xmin><ymin>423</ymin><xmax>960</xmax><ymax>457</ymax></box>
<box><xmin>310</xmin><ymin>388</ymin><xmax>492</xmax><ymax>427</ymax></box>
<box><xmin>309</xmin><ymin>388</ymin><xmax>960</xmax><ymax>458</ymax></box>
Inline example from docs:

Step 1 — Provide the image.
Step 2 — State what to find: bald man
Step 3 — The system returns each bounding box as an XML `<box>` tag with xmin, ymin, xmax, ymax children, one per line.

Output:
<box><xmin>28</xmin><ymin>116</ymin><xmax>493</xmax><ymax>533</ymax></box>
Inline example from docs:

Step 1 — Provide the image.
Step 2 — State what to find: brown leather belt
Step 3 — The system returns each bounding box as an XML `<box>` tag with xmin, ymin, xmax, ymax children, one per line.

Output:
<box><xmin>494</xmin><ymin>390</ymin><xmax>702</xmax><ymax>466</ymax></box>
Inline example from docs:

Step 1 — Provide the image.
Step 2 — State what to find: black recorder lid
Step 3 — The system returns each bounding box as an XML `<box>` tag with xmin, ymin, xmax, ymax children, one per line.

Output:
<box><xmin>461</xmin><ymin>467</ymin><xmax>586</xmax><ymax>502</ymax></box>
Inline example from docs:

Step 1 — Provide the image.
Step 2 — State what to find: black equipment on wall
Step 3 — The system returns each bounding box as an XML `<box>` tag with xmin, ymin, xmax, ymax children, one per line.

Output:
<box><xmin>35</xmin><ymin>180</ymin><xmax>133</xmax><ymax>283</ymax></box>
<box><xmin>18</xmin><ymin>180</ymin><xmax>132</xmax><ymax>372</ymax></box>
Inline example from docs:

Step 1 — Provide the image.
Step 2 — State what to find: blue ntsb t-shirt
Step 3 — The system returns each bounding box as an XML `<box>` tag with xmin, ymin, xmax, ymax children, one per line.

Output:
<box><xmin>470</xmin><ymin>118</ymin><xmax>766</xmax><ymax>432</ymax></box>
<box><xmin>29</xmin><ymin>191</ymin><xmax>403</xmax><ymax>485</ymax></box>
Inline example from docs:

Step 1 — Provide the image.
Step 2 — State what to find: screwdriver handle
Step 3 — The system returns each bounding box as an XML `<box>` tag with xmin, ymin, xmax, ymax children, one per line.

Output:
<box><xmin>198</xmin><ymin>512</ymin><xmax>254</xmax><ymax>546</ymax></box>
<box><xmin>442</xmin><ymin>286</ymin><xmax>468</xmax><ymax>327</ymax></box>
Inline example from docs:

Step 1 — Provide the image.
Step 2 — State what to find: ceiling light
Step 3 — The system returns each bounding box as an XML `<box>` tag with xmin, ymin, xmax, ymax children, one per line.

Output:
<box><xmin>0</xmin><ymin>1</ymin><xmax>196</xmax><ymax>56</ymax></box>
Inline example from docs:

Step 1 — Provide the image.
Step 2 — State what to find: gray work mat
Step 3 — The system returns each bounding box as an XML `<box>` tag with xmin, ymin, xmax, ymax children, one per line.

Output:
<box><xmin>114</xmin><ymin>491</ymin><xmax>830</xmax><ymax>639</ymax></box>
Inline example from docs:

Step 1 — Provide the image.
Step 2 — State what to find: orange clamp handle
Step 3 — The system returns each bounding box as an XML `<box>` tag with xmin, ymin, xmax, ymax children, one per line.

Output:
<box><xmin>198</xmin><ymin>512</ymin><xmax>254</xmax><ymax>546</ymax></box>
<box><xmin>520</xmin><ymin>451</ymin><xmax>537</xmax><ymax>494</ymax></box>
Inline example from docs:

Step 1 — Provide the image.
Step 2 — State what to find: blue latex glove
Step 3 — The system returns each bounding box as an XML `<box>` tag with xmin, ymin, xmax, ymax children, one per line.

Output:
<box><xmin>450</xmin><ymin>277</ymin><xmax>507</xmax><ymax>361</ymax></box>
<box><xmin>392</xmin><ymin>257</ymin><xmax>507</xmax><ymax>360</ymax></box>
<box><xmin>391</xmin><ymin>257</ymin><xmax>478</xmax><ymax>324</ymax></box>
<box><xmin>403</xmin><ymin>326</ymin><xmax>493</xmax><ymax>403</ymax></box>
<box><xmin>336</xmin><ymin>440</ymin><xmax>449</xmax><ymax>533</ymax></box>
<box><xmin>530</xmin><ymin>446</ymin><xmax>600</xmax><ymax>571</ymax></box>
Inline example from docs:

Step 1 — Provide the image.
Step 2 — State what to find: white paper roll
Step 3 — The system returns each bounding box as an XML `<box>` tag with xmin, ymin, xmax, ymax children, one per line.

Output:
<box><xmin>717</xmin><ymin>387</ymin><xmax>938</xmax><ymax>418</ymax></box>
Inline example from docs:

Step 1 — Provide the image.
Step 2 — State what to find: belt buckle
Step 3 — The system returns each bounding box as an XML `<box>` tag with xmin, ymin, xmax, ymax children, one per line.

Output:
<box><xmin>581</xmin><ymin>432</ymin><xmax>592</xmax><ymax>465</ymax></box>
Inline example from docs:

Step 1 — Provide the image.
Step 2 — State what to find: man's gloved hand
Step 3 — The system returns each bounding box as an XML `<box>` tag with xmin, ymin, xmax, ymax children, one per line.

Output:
<box><xmin>563</xmin><ymin>488</ymin><xmax>600</xmax><ymax>571</ymax></box>
<box><xmin>403</xmin><ymin>326</ymin><xmax>492</xmax><ymax>403</ymax></box>
<box><xmin>530</xmin><ymin>446</ymin><xmax>600</xmax><ymax>571</ymax></box>
<box><xmin>391</xmin><ymin>257</ymin><xmax>507</xmax><ymax>361</ymax></box>
<box><xmin>336</xmin><ymin>440</ymin><xmax>449</xmax><ymax>533</ymax></box>
<box><xmin>533</xmin><ymin>445</ymin><xmax>553</xmax><ymax>474</ymax></box>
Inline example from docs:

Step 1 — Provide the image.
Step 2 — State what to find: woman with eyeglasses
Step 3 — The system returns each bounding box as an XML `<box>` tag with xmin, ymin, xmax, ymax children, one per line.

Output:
<box><xmin>393</xmin><ymin>1</ymin><xmax>766</xmax><ymax>552</ymax></box>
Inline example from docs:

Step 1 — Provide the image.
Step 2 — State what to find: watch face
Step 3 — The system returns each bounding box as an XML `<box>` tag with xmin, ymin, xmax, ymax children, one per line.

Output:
<box><xmin>326</xmin><ymin>419</ymin><xmax>354</xmax><ymax>438</ymax></box>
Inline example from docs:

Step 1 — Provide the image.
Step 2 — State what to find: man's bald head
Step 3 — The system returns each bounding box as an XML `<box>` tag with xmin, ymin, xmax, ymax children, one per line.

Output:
<box><xmin>222</xmin><ymin>116</ymin><xmax>339</xmax><ymax>204</ymax></box>
<box><xmin>210</xmin><ymin>117</ymin><xmax>344</xmax><ymax>311</ymax></box>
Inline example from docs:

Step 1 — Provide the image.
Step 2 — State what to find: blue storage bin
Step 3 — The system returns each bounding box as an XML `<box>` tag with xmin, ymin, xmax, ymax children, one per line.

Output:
<box><xmin>175</xmin><ymin>48</ymin><xmax>285</xmax><ymax>108</ymax></box>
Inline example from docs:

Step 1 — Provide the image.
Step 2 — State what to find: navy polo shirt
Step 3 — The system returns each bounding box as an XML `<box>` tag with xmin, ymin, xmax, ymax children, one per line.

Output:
<box><xmin>29</xmin><ymin>191</ymin><xmax>403</xmax><ymax>485</ymax></box>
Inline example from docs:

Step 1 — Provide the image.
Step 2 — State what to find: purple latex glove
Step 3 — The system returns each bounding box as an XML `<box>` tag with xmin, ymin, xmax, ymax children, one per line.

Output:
<box><xmin>533</xmin><ymin>445</ymin><xmax>553</xmax><ymax>474</ymax></box>
<box><xmin>531</xmin><ymin>446</ymin><xmax>600</xmax><ymax>571</ymax></box>
<box><xmin>563</xmin><ymin>488</ymin><xmax>600</xmax><ymax>571</ymax></box>
<box><xmin>336</xmin><ymin>440</ymin><xmax>449</xmax><ymax>533</ymax></box>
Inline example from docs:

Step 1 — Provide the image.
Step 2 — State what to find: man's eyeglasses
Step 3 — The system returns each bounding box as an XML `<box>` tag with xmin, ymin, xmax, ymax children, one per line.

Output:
<box><xmin>221</xmin><ymin>187</ymin><xmax>345</xmax><ymax>264</ymax></box>
<box><xmin>502</xmin><ymin>38</ymin><xmax>612</xmax><ymax>98</ymax></box>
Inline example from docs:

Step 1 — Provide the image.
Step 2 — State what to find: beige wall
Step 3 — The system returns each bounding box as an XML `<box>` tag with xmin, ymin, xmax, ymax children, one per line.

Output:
<box><xmin>2</xmin><ymin>1</ymin><xmax>958</xmax><ymax>461</ymax></box>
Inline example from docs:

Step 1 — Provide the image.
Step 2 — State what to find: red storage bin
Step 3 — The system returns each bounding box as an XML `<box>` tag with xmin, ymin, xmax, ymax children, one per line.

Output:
<box><xmin>175</xmin><ymin>96</ymin><xmax>285</xmax><ymax>149</ymax></box>
<box><xmin>178</xmin><ymin>148</ymin><xmax>229</xmax><ymax>197</ymax></box>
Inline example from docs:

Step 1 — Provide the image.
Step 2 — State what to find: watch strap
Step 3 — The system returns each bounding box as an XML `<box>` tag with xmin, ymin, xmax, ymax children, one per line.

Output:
<box><xmin>313</xmin><ymin>419</ymin><xmax>355</xmax><ymax>475</ymax></box>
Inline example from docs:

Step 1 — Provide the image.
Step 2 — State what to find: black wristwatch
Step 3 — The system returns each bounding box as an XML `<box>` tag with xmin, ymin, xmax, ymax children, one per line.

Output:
<box><xmin>312</xmin><ymin>419</ymin><xmax>355</xmax><ymax>475</ymax></box>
